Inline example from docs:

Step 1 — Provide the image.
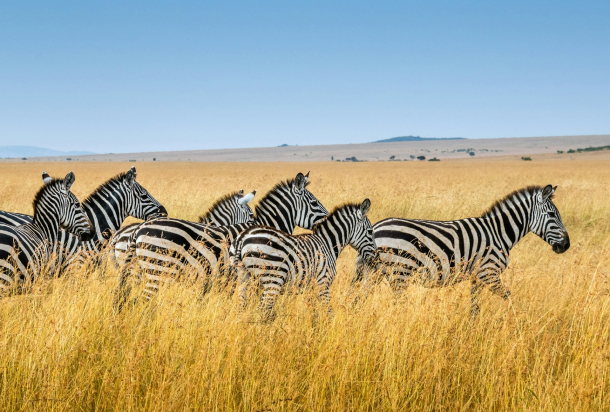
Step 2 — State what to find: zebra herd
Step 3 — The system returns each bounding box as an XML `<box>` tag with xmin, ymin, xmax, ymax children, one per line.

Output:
<box><xmin>0</xmin><ymin>167</ymin><xmax>570</xmax><ymax>317</ymax></box>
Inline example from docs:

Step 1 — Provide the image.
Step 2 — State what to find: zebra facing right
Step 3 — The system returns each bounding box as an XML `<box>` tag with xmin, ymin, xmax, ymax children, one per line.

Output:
<box><xmin>357</xmin><ymin>185</ymin><xmax>570</xmax><ymax>316</ymax></box>
<box><xmin>234</xmin><ymin>199</ymin><xmax>375</xmax><ymax>317</ymax></box>
<box><xmin>0</xmin><ymin>172</ymin><xmax>92</xmax><ymax>294</ymax></box>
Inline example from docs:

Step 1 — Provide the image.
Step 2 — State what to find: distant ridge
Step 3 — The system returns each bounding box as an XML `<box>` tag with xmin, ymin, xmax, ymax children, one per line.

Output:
<box><xmin>373</xmin><ymin>135</ymin><xmax>466</xmax><ymax>143</ymax></box>
<box><xmin>0</xmin><ymin>146</ymin><xmax>95</xmax><ymax>158</ymax></box>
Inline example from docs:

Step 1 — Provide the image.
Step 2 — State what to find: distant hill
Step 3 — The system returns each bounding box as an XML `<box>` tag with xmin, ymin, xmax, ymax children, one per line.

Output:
<box><xmin>0</xmin><ymin>146</ymin><xmax>95</xmax><ymax>158</ymax></box>
<box><xmin>373</xmin><ymin>135</ymin><xmax>466</xmax><ymax>143</ymax></box>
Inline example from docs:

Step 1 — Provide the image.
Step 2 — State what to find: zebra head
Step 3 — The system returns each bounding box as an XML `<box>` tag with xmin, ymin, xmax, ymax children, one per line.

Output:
<box><xmin>42</xmin><ymin>172</ymin><xmax>93</xmax><ymax>241</ymax></box>
<box><xmin>234</xmin><ymin>189</ymin><xmax>256</xmax><ymax>224</ymax></box>
<box><xmin>290</xmin><ymin>172</ymin><xmax>328</xmax><ymax>229</ymax></box>
<box><xmin>199</xmin><ymin>189</ymin><xmax>257</xmax><ymax>225</ymax></box>
<box><xmin>123</xmin><ymin>167</ymin><xmax>167</xmax><ymax>220</ymax></box>
<box><xmin>530</xmin><ymin>185</ymin><xmax>570</xmax><ymax>254</ymax></box>
<box><xmin>349</xmin><ymin>199</ymin><xmax>376</xmax><ymax>263</ymax></box>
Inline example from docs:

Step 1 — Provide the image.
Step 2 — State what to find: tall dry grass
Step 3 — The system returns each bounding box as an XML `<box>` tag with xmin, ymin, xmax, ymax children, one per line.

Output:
<box><xmin>0</xmin><ymin>157</ymin><xmax>608</xmax><ymax>411</ymax></box>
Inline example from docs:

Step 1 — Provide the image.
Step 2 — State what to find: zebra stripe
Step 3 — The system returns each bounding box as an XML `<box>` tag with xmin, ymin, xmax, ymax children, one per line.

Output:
<box><xmin>0</xmin><ymin>172</ymin><xmax>92</xmax><ymax>293</ymax></box>
<box><xmin>108</xmin><ymin>189</ymin><xmax>256</xmax><ymax>266</ymax></box>
<box><xmin>233</xmin><ymin>199</ymin><xmax>374</xmax><ymax>316</ymax></box>
<box><xmin>0</xmin><ymin>210</ymin><xmax>31</xmax><ymax>226</ymax></box>
<box><xmin>357</xmin><ymin>185</ymin><xmax>570</xmax><ymax>316</ymax></box>
<box><xmin>0</xmin><ymin>167</ymin><xmax>166</xmax><ymax>270</ymax></box>
<box><xmin>117</xmin><ymin>172</ymin><xmax>328</xmax><ymax>303</ymax></box>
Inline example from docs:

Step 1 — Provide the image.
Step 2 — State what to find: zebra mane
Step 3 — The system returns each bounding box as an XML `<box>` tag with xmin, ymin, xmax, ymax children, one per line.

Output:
<box><xmin>254</xmin><ymin>177</ymin><xmax>310</xmax><ymax>217</ymax></box>
<box><xmin>481</xmin><ymin>185</ymin><xmax>550</xmax><ymax>217</ymax></box>
<box><xmin>198</xmin><ymin>190</ymin><xmax>243</xmax><ymax>222</ymax></box>
<box><xmin>81</xmin><ymin>171</ymin><xmax>131</xmax><ymax>206</ymax></box>
<box><xmin>32</xmin><ymin>179</ymin><xmax>66</xmax><ymax>218</ymax></box>
<box><xmin>311</xmin><ymin>202</ymin><xmax>361</xmax><ymax>233</ymax></box>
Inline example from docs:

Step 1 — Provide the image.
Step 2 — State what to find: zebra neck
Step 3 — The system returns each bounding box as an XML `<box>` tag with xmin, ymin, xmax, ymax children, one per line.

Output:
<box><xmin>483</xmin><ymin>197</ymin><xmax>533</xmax><ymax>252</ymax></box>
<box><xmin>253</xmin><ymin>186</ymin><xmax>297</xmax><ymax>233</ymax></box>
<box><xmin>32</xmin><ymin>212</ymin><xmax>61</xmax><ymax>245</ymax></box>
<box><xmin>82</xmin><ymin>190</ymin><xmax>129</xmax><ymax>241</ymax></box>
<box><xmin>314</xmin><ymin>215</ymin><xmax>351</xmax><ymax>259</ymax></box>
<box><xmin>254</xmin><ymin>210</ymin><xmax>295</xmax><ymax>233</ymax></box>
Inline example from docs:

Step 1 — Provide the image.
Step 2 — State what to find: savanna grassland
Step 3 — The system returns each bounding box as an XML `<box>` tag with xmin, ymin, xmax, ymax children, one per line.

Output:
<box><xmin>0</xmin><ymin>155</ymin><xmax>608</xmax><ymax>411</ymax></box>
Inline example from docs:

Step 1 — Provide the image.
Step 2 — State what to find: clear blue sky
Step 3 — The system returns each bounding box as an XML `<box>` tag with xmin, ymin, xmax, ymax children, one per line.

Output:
<box><xmin>1</xmin><ymin>1</ymin><xmax>608</xmax><ymax>153</ymax></box>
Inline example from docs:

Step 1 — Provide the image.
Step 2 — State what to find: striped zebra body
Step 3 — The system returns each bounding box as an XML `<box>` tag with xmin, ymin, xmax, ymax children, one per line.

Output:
<box><xmin>0</xmin><ymin>211</ymin><xmax>31</xmax><ymax>226</ymax></box>
<box><xmin>1</xmin><ymin>168</ymin><xmax>166</xmax><ymax>270</ymax></box>
<box><xmin>118</xmin><ymin>172</ymin><xmax>328</xmax><ymax>301</ymax></box>
<box><xmin>234</xmin><ymin>199</ymin><xmax>374</xmax><ymax>316</ymax></box>
<box><xmin>0</xmin><ymin>172</ymin><xmax>92</xmax><ymax>293</ymax></box>
<box><xmin>108</xmin><ymin>189</ymin><xmax>256</xmax><ymax>266</ymax></box>
<box><xmin>359</xmin><ymin>185</ymin><xmax>570</xmax><ymax>315</ymax></box>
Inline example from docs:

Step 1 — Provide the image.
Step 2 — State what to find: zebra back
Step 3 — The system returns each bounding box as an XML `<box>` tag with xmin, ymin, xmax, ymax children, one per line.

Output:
<box><xmin>109</xmin><ymin>188</ymin><xmax>256</xmax><ymax>266</ymax></box>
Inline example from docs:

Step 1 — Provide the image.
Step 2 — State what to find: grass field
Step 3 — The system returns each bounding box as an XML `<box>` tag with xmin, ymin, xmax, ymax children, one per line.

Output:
<box><xmin>0</xmin><ymin>156</ymin><xmax>608</xmax><ymax>411</ymax></box>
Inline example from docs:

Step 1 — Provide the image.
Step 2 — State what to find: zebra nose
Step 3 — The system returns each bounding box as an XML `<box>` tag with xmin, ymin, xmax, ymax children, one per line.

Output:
<box><xmin>553</xmin><ymin>233</ymin><xmax>570</xmax><ymax>254</ymax></box>
<box><xmin>562</xmin><ymin>234</ymin><xmax>570</xmax><ymax>251</ymax></box>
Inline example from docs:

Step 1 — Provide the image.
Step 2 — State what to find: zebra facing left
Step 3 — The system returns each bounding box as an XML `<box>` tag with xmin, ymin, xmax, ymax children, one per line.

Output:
<box><xmin>234</xmin><ymin>199</ymin><xmax>375</xmax><ymax>317</ymax></box>
<box><xmin>0</xmin><ymin>171</ymin><xmax>92</xmax><ymax>293</ymax></box>
<box><xmin>356</xmin><ymin>184</ymin><xmax>570</xmax><ymax>316</ymax></box>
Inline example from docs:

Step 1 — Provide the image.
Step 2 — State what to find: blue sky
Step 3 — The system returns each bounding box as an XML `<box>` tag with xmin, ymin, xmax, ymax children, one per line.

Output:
<box><xmin>0</xmin><ymin>1</ymin><xmax>608</xmax><ymax>153</ymax></box>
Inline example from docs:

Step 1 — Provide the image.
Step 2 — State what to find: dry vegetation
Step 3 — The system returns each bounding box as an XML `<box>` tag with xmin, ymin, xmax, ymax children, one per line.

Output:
<box><xmin>0</xmin><ymin>157</ymin><xmax>608</xmax><ymax>411</ymax></box>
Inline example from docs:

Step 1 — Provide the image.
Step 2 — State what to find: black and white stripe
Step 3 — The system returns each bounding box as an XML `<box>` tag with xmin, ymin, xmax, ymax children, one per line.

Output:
<box><xmin>1</xmin><ymin>168</ymin><xmax>166</xmax><ymax>270</ymax></box>
<box><xmin>0</xmin><ymin>210</ymin><xmax>31</xmax><ymax>226</ymax></box>
<box><xmin>0</xmin><ymin>172</ymin><xmax>92</xmax><ymax>293</ymax></box>
<box><xmin>118</xmin><ymin>172</ymin><xmax>328</xmax><ymax>301</ymax></box>
<box><xmin>234</xmin><ymin>199</ymin><xmax>374</xmax><ymax>316</ymax></box>
<box><xmin>108</xmin><ymin>189</ymin><xmax>256</xmax><ymax>265</ymax></box>
<box><xmin>357</xmin><ymin>185</ymin><xmax>570</xmax><ymax>315</ymax></box>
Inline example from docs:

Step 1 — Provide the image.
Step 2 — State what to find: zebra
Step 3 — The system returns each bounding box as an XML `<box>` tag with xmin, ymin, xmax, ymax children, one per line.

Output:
<box><xmin>355</xmin><ymin>185</ymin><xmax>570</xmax><ymax>316</ymax></box>
<box><xmin>118</xmin><ymin>172</ymin><xmax>328</xmax><ymax>302</ymax></box>
<box><xmin>108</xmin><ymin>189</ymin><xmax>256</xmax><ymax>266</ymax></box>
<box><xmin>0</xmin><ymin>171</ymin><xmax>92</xmax><ymax>293</ymax></box>
<box><xmin>233</xmin><ymin>199</ymin><xmax>375</xmax><ymax>317</ymax></box>
<box><xmin>1</xmin><ymin>167</ymin><xmax>167</xmax><ymax>269</ymax></box>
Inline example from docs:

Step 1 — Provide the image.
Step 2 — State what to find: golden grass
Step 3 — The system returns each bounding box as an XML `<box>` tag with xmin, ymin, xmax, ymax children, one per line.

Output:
<box><xmin>0</xmin><ymin>157</ymin><xmax>609</xmax><ymax>411</ymax></box>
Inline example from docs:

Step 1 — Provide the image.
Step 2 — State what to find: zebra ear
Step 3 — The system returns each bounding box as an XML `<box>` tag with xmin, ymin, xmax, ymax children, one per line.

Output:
<box><xmin>541</xmin><ymin>185</ymin><xmax>554</xmax><ymax>201</ymax></box>
<box><xmin>125</xmin><ymin>168</ymin><xmax>136</xmax><ymax>189</ymax></box>
<box><xmin>293</xmin><ymin>173</ymin><xmax>306</xmax><ymax>192</ymax></box>
<box><xmin>42</xmin><ymin>171</ymin><xmax>52</xmax><ymax>185</ymax></box>
<box><xmin>63</xmin><ymin>171</ymin><xmax>75</xmax><ymax>193</ymax></box>
<box><xmin>238</xmin><ymin>190</ymin><xmax>256</xmax><ymax>205</ymax></box>
<box><xmin>360</xmin><ymin>198</ymin><xmax>371</xmax><ymax>218</ymax></box>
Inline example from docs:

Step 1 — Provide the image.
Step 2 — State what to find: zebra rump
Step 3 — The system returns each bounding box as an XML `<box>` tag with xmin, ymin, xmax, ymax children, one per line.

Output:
<box><xmin>234</xmin><ymin>199</ymin><xmax>374</xmax><ymax>316</ymax></box>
